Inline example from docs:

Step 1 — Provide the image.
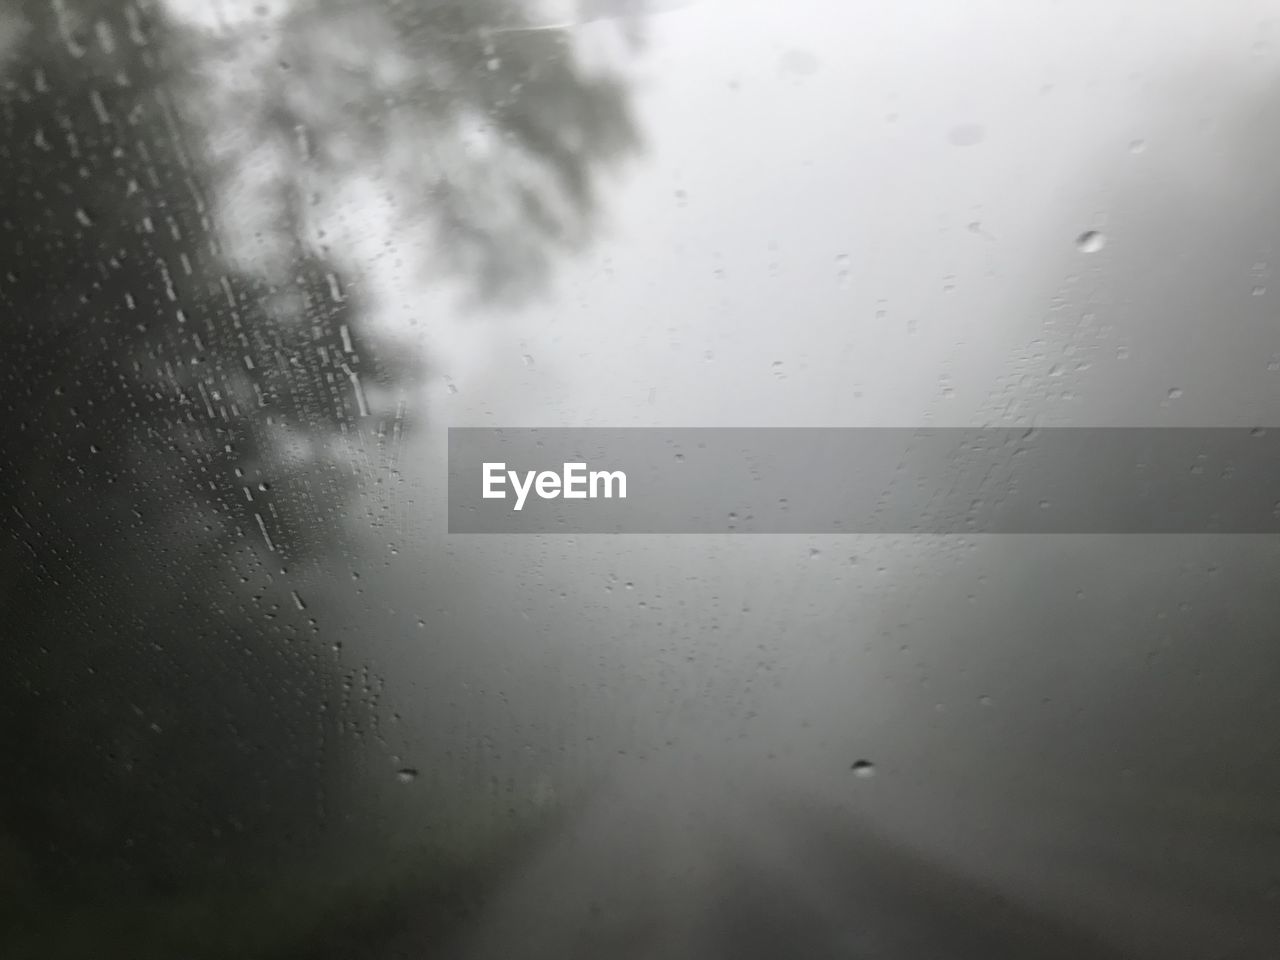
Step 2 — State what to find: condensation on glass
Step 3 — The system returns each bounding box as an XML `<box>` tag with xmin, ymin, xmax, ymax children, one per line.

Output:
<box><xmin>2</xmin><ymin>1</ymin><xmax>1278</xmax><ymax>958</ymax></box>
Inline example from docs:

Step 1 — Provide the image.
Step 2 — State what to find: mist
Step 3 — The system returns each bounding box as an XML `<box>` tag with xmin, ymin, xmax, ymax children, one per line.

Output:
<box><xmin>4</xmin><ymin>0</ymin><xmax>1280</xmax><ymax>958</ymax></box>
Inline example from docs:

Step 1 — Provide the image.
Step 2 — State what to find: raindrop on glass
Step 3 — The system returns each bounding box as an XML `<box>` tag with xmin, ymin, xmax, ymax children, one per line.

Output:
<box><xmin>1076</xmin><ymin>230</ymin><xmax>1106</xmax><ymax>253</ymax></box>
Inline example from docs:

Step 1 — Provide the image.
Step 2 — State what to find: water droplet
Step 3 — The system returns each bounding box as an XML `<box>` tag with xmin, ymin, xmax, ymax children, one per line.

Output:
<box><xmin>979</xmin><ymin>695</ymin><xmax>994</xmax><ymax>707</ymax></box>
<box><xmin>1076</xmin><ymin>230</ymin><xmax>1106</xmax><ymax>253</ymax></box>
<box><xmin>395</xmin><ymin>768</ymin><xmax>418</xmax><ymax>784</ymax></box>
<box><xmin>779</xmin><ymin>48</ymin><xmax>820</xmax><ymax>76</ymax></box>
<box><xmin>850</xmin><ymin>759</ymin><xmax>876</xmax><ymax>778</ymax></box>
<box><xmin>1167</xmin><ymin>387</ymin><xmax>1184</xmax><ymax>400</ymax></box>
<box><xmin>1128</xmin><ymin>138</ymin><xmax>1147</xmax><ymax>154</ymax></box>
<box><xmin>948</xmin><ymin>123</ymin><xmax>985</xmax><ymax>147</ymax></box>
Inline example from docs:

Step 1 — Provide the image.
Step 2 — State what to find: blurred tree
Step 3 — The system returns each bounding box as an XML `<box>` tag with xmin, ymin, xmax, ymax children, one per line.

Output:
<box><xmin>0</xmin><ymin>0</ymin><xmax>638</xmax><ymax>910</ymax></box>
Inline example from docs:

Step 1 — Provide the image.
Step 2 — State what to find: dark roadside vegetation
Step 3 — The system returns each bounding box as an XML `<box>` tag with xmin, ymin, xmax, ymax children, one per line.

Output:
<box><xmin>0</xmin><ymin>0</ymin><xmax>638</xmax><ymax>955</ymax></box>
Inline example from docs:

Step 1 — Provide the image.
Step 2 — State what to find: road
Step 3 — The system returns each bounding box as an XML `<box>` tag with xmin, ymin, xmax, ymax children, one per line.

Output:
<box><xmin>432</xmin><ymin>757</ymin><xmax>1154</xmax><ymax>960</ymax></box>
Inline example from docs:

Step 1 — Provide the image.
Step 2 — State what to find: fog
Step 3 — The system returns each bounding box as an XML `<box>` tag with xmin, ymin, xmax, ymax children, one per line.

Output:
<box><xmin>337</xmin><ymin>2</ymin><xmax>1280</xmax><ymax>955</ymax></box>
<box><xmin>4</xmin><ymin>0</ymin><xmax>1280</xmax><ymax>957</ymax></box>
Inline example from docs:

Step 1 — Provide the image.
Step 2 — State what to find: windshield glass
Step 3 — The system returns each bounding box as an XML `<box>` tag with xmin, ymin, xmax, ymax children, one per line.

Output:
<box><xmin>3</xmin><ymin>2</ymin><xmax>1278</xmax><ymax>958</ymax></box>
